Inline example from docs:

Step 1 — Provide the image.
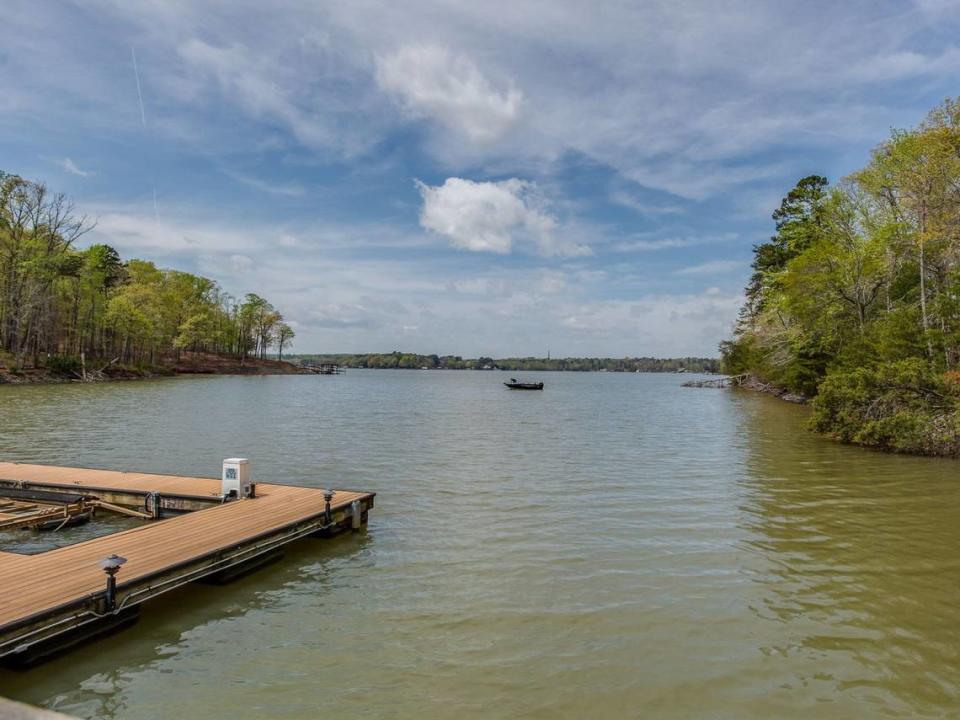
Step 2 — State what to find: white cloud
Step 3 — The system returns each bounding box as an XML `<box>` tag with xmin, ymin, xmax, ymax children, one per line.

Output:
<box><xmin>179</xmin><ymin>39</ymin><xmax>322</xmax><ymax>145</ymax></box>
<box><xmin>59</xmin><ymin>157</ymin><xmax>93</xmax><ymax>177</ymax></box>
<box><xmin>676</xmin><ymin>259</ymin><xmax>744</xmax><ymax>276</ymax></box>
<box><xmin>90</xmin><ymin>212</ymin><xmax>255</xmax><ymax>255</ymax></box>
<box><xmin>451</xmin><ymin>277</ymin><xmax>512</xmax><ymax>296</ymax></box>
<box><xmin>88</xmin><ymin>207</ymin><xmax>432</xmax><ymax>258</ymax></box>
<box><xmin>416</xmin><ymin>177</ymin><xmax>588</xmax><ymax>257</ymax></box>
<box><xmin>79</xmin><ymin>201</ymin><xmax>744</xmax><ymax>356</ymax></box>
<box><xmin>376</xmin><ymin>45</ymin><xmax>522</xmax><ymax>143</ymax></box>
<box><xmin>227</xmin><ymin>254</ymin><xmax>254</xmax><ymax>274</ymax></box>
<box><xmin>450</xmin><ymin>269</ymin><xmax>569</xmax><ymax>298</ymax></box>
<box><xmin>173</xmin><ymin>36</ymin><xmax>385</xmax><ymax>157</ymax></box>
<box><xmin>912</xmin><ymin>0</ymin><xmax>960</xmax><ymax>20</ymax></box>
<box><xmin>610</xmin><ymin>191</ymin><xmax>682</xmax><ymax>216</ymax></box>
<box><xmin>7</xmin><ymin>2</ymin><xmax>959</xmax><ymax>357</ymax></box>
<box><xmin>305</xmin><ymin>303</ymin><xmax>382</xmax><ymax>330</ymax></box>
<box><xmin>554</xmin><ymin>290</ymin><xmax>743</xmax><ymax>355</ymax></box>
<box><xmin>613</xmin><ymin>233</ymin><xmax>737</xmax><ymax>253</ymax></box>
<box><xmin>845</xmin><ymin>48</ymin><xmax>960</xmax><ymax>83</ymax></box>
<box><xmin>5</xmin><ymin>2</ymin><xmax>959</xmax><ymax>204</ymax></box>
<box><xmin>10</xmin><ymin>3</ymin><xmax>955</xmax><ymax>202</ymax></box>
<box><xmin>225</xmin><ymin>170</ymin><xmax>306</xmax><ymax>197</ymax></box>
<box><xmin>535</xmin><ymin>269</ymin><xmax>567</xmax><ymax>295</ymax></box>
<box><xmin>614</xmin><ymin>238</ymin><xmax>697</xmax><ymax>252</ymax></box>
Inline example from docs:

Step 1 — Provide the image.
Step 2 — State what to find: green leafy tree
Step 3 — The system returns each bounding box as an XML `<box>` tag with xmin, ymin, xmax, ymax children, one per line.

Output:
<box><xmin>276</xmin><ymin>323</ymin><xmax>295</xmax><ymax>361</ymax></box>
<box><xmin>0</xmin><ymin>172</ymin><xmax>293</xmax><ymax>372</ymax></box>
<box><xmin>723</xmin><ymin>97</ymin><xmax>960</xmax><ymax>454</ymax></box>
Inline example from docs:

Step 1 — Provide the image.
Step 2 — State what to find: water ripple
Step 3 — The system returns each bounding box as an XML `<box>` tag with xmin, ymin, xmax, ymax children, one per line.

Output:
<box><xmin>1</xmin><ymin>371</ymin><xmax>958</xmax><ymax>718</ymax></box>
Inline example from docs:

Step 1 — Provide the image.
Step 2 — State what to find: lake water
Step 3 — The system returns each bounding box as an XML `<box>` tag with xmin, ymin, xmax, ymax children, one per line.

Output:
<box><xmin>0</xmin><ymin>370</ymin><xmax>958</xmax><ymax>719</ymax></box>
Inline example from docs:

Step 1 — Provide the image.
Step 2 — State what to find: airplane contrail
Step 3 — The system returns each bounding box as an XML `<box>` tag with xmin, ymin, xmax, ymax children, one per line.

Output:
<box><xmin>131</xmin><ymin>46</ymin><xmax>146</xmax><ymax>127</ymax></box>
<box><xmin>131</xmin><ymin>46</ymin><xmax>158</xmax><ymax>224</ymax></box>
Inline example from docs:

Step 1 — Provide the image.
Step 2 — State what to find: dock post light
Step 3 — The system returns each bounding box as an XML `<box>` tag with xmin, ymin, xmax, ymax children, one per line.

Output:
<box><xmin>323</xmin><ymin>489</ymin><xmax>334</xmax><ymax>524</ymax></box>
<box><xmin>99</xmin><ymin>554</ymin><xmax>127</xmax><ymax>612</ymax></box>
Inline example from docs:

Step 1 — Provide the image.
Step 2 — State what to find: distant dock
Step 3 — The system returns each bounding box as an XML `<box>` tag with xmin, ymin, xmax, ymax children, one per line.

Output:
<box><xmin>0</xmin><ymin>461</ymin><xmax>374</xmax><ymax>667</ymax></box>
<box><xmin>303</xmin><ymin>363</ymin><xmax>344</xmax><ymax>375</ymax></box>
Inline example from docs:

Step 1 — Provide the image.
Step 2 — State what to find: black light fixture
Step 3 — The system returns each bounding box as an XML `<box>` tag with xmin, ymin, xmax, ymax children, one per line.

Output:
<box><xmin>99</xmin><ymin>554</ymin><xmax>127</xmax><ymax>611</ymax></box>
<box><xmin>323</xmin><ymin>489</ymin><xmax>334</xmax><ymax>523</ymax></box>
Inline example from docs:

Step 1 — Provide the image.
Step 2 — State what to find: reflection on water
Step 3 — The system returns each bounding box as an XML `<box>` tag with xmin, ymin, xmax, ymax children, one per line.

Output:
<box><xmin>736</xmin><ymin>394</ymin><xmax>960</xmax><ymax>715</ymax></box>
<box><xmin>0</xmin><ymin>372</ymin><xmax>958</xmax><ymax>719</ymax></box>
<box><xmin>0</xmin><ymin>514</ymin><xmax>143</xmax><ymax>554</ymax></box>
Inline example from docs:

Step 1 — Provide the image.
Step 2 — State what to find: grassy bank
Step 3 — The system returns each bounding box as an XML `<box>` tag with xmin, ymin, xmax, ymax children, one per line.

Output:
<box><xmin>0</xmin><ymin>351</ymin><xmax>307</xmax><ymax>384</ymax></box>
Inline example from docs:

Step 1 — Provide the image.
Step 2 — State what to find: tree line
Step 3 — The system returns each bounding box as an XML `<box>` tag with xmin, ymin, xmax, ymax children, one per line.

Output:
<box><xmin>0</xmin><ymin>171</ymin><xmax>294</xmax><ymax>371</ymax></box>
<box><xmin>722</xmin><ymin>98</ymin><xmax>960</xmax><ymax>455</ymax></box>
<box><xmin>290</xmin><ymin>352</ymin><xmax>719</xmax><ymax>373</ymax></box>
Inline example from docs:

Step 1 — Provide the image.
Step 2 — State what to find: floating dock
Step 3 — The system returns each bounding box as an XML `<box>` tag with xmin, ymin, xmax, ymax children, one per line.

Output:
<box><xmin>303</xmin><ymin>362</ymin><xmax>344</xmax><ymax>375</ymax></box>
<box><xmin>0</xmin><ymin>462</ymin><xmax>374</xmax><ymax>667</ymax></box>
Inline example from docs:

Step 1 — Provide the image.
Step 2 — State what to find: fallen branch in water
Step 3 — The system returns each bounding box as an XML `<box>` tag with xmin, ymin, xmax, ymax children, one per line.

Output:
<box><xmin>682</xmin><ymin>374</ymin><xmax>748</xmax><ymax>388</ymax></box>
<box><xmin>71</xmin><ymin>357</ymin><xmax>121</xmax><ymax>382</ymax></box>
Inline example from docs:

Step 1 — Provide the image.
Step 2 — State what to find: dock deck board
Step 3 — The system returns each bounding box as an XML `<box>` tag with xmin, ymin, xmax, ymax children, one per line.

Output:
<box><xmin>0</xmin><ymin>462</ymin><xmax>373</xmax><ymax>643</ymax></box>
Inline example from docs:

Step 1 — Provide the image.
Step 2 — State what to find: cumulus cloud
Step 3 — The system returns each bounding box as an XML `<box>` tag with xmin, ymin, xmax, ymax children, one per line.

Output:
<box><xmin>376</xmin><ymin>45</ymin><xmax>522</xmax><ymax>143</ymax></box>
<box><xmin>416</xmin><ymin>177</ymin><xmax>588</xmax><ymax>257</ymax></box>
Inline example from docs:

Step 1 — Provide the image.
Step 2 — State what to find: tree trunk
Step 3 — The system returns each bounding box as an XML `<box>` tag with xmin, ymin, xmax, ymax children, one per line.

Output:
<box><xmin>919</xmin><ymin>237</ymin><xmax>933</xmax><ymax>358</ymax></box>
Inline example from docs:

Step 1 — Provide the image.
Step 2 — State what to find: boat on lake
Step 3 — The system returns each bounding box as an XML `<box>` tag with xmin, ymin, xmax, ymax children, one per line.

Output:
<box><xmin>504</xmin><ymin>378</ymin><xmax>544</xmax><ymax>390</ymax></box>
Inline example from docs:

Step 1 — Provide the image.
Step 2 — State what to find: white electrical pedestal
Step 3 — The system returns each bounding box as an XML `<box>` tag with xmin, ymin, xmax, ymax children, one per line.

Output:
<box><xmin>222</xmin><ymin>458</ymin><xmax>253</xmax><ymax>498</ymax></box>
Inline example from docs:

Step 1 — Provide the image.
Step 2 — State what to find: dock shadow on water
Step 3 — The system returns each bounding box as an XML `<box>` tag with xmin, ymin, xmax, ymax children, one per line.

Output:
<box><xmin>1</xmin><ymin>371</ymin><xmax>959</xmax><ymax>719</ymax></box>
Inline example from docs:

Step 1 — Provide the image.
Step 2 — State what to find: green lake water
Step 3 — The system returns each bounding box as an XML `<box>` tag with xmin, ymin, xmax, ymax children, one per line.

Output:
<box><xmin>0</xmin><ymin>370</ymin><xmax>958</xmax><ymax>718</ymax></box>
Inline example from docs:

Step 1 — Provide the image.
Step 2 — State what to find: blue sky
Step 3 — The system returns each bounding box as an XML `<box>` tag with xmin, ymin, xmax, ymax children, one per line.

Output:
<box><xmin>2</xmin><ymin>1</ymin><xmax>959</xmax><ymax>357</ymax></box>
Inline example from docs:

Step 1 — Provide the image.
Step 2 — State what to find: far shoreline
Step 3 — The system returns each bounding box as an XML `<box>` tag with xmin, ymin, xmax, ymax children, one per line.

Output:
<box><xmin>0</xmin><ymin>352</ymin><xmax>308</xmax><ymax>386</ymax></box>
<box><xmin>0</xmin><ymin>362</ymin><xmax>723</xmax><ymax>386</ymax></box>
<box><xmin>1</xmin><ymin>351</ymin><xmax>721</xmax><ymax>385</ymax></box>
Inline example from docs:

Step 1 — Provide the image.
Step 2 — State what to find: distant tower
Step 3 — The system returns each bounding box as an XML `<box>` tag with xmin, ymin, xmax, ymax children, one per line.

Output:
<box><xmin>547</xmin><ymin>348</ymin><xmax>550</xmax><ymax>360</ymax></box>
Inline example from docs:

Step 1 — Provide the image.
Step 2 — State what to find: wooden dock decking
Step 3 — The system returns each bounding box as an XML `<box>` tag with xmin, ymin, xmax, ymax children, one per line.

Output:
<box><xmin>0</xmin><ymin>462</ymin><xmax>374</xmax><ymax>666</ymax></box>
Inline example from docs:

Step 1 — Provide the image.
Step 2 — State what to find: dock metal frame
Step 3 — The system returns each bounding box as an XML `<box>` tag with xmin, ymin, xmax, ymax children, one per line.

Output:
<box><xmin>0</xmin><ymin>463</ymin><xmax>374</xmax><ymax>667</ymax></box>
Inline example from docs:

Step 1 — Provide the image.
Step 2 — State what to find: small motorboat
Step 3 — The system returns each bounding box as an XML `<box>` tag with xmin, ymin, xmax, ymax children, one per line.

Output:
<box><xmin>35</xmin><ymin>510</ymin><xmax>93</xmax><ymax>531</ymax></box>
<box><xmin>504</xmin><ymin>378</ymin><xmax>544</xmax><ymax>390</ymax></box>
